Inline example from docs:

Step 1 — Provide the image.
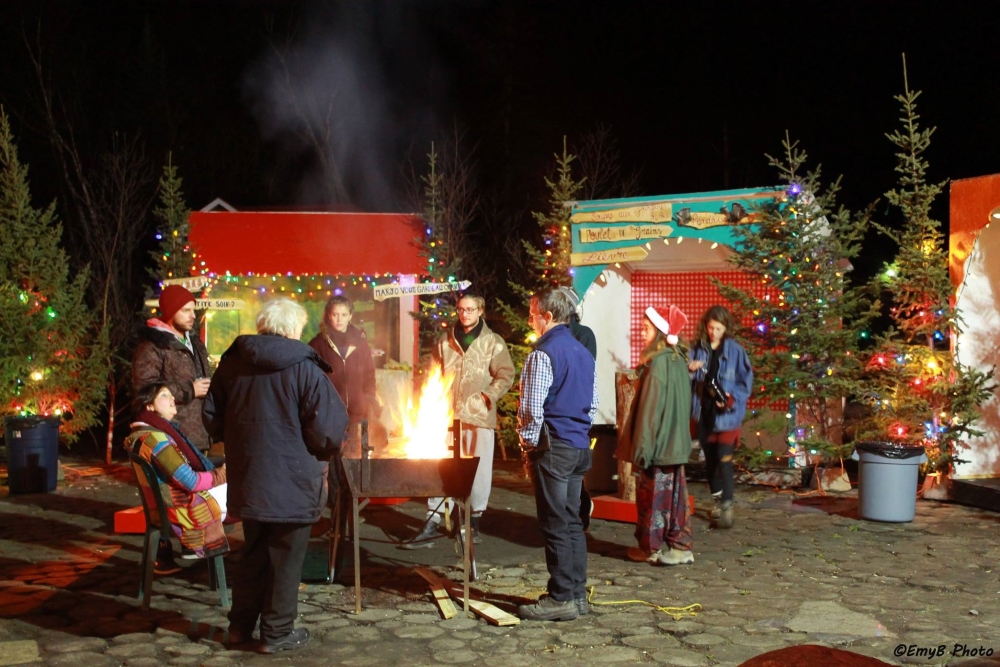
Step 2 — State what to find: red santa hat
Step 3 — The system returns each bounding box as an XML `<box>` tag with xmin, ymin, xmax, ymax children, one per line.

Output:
<box><xmin>644</xmin><ymin>304</ymin><xmax>688</xmax><ymax>346</ymax></box>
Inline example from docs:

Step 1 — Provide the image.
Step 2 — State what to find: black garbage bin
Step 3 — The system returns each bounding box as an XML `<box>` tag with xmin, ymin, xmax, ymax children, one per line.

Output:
<box><xmin>3</xmin><ymin>416</ymin><xmax>61</xmax><ymax>494</ymax></box>
<box><xmin>851</xmin><ymin>441</ymin><xmax>926</xmax><ymax>522</ymax></box>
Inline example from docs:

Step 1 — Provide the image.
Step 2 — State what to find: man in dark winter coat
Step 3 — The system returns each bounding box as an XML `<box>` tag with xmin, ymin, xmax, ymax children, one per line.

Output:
<box><xmin>133</xmin><ymin>285</ymin><xmax>212</xmax><ymax>452</ymax></box>
<box><xmin>204</xmin><ymin>298</ymin><xmax>348</xmax><ymax>655</ymax></box>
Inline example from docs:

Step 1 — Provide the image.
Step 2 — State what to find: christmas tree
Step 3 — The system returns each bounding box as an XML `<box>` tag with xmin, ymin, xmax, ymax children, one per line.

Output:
<box><xmin>412</xmin><ymin>142</ymin><xmax>469</xmax><ymax>363</ymax></box>
<box><xmin>0</xmin><ymin>107</ymin><xmax>108</xmax><ymax>442</ymax></box>
<box><xmin>499</xmin><ymin>137</ymin><xmax>583</xmax><ymax>343</ymax></box>
<box><xmin>150</xmin><ymin>153</ymin><xmax>197</xmax><ymax>284</ymax></box>
<box><xmin>523</xmin><ymin>137</ymin><xmax>581</xmax><ymax>293</ymax></box>
<box><xmin>717</xmin><ymin>135</ymin><xmax>878</xmax><ymax>463</ymax></box>
<box><xmin>859</xmin><ymin>61</ymin><xmax>994</xmax><ymax>473</ymax></box>
<box><xmin>495</xmin><ymin>138</ymin><xmax>585</xmax><ymax>450</ymax></box>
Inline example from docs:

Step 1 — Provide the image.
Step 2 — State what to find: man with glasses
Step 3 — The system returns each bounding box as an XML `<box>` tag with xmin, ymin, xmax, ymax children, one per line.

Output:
<box><xmin>405</xmin><ymin>294</ymin><xmax>515</xmax><ymax>548</ymax></box>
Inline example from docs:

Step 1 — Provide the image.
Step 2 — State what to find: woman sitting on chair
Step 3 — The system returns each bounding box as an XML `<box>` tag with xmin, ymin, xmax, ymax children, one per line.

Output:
<box><xmin>128</xmin><ymin>383</ymin><xmax>229</xmax><ymax>563</ymax></box>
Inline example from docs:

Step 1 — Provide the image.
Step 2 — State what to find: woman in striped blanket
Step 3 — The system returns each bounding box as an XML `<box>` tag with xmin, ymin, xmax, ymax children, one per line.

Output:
<box><xmin>128</xmin><ymin>382</ymin><xmax>229</xmax><ymax>560</ymax></box>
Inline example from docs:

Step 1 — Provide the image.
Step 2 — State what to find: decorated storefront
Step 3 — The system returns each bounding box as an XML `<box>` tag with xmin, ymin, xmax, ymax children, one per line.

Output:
<box><xmin>174</xmin><ymin>209</ymin><xmax>468</xmax><ymax>435</ymax></box>
<box><xmin>569</xmin><ymin>187</ymin><xmax>780</xmax><ymax>426</ymax></box>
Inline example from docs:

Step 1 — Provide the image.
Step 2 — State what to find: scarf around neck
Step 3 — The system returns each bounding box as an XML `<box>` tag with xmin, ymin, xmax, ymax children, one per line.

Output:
<box><xmin>328</xmin><ymin>327</ymin><xmax>354</xmax><ymax>355</ymax></box>
<box><xmin>455</xmin><ymin>318</ymin><xmax>484</xmax><ymax>352</ymax></box>
<box><xmin>135</xmin><ymin>409</ymin><xmax>207</xmax><ymax>472</ymax></box>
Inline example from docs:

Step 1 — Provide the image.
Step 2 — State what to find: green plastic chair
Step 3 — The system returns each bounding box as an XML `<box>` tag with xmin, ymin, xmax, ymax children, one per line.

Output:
<box><xmin>127</xmin><ymin>449</ymin><xmax>229</xmax><ymax>609</ymax></box>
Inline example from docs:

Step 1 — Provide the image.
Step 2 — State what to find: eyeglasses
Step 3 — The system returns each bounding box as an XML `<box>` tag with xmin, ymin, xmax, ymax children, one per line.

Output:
<box><xmin>456</xmin><ymin>307</ymin><xmax>480</xmax><ymax>314</ymax></box>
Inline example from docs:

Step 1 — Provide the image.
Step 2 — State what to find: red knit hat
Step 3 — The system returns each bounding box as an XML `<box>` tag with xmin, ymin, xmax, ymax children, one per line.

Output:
<box><xmin>159</xmin><ymin>285</ymin><xmax>196</xmax><ymax>322</ymax></box>
<box><xmin>644</xmin><ymin>304</ymin><xmax>688</xmax><ymax>345</ymax></box>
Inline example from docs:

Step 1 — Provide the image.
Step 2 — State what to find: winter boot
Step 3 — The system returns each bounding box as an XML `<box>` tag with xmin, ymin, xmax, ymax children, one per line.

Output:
<box><xmin>709</xmin><ymin>493</ymin><xmax>723</xmax><ymax>520</ymax></box>
<box><xmin>403</xmin><ymin>519</ymin><xmax>442</xmax><ymax>549</ymax></box>
<box><xmin>716</xmin><ymin>500</ymin><xmax>735</xmax><ymax>529</ymax></box>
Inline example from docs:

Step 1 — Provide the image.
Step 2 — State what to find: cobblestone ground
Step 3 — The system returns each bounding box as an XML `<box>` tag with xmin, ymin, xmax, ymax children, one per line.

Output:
<box><xmin>2</xmin><ymin>458</ymin><xmax>1000</xmax><ymax>667</ymax></box>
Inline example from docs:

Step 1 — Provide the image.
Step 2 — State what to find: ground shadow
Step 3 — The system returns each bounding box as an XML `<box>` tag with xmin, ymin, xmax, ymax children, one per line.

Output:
<box><xmin>4</xmin><ymin>490</ymin><xmax>135</xmax><ymax>530</ymax></box>
<box><xmin>0</xmin><ymin>550</ymin><xmax>232</xmax><ymax>642</ymax></box>
<box><xmin>791</xmin><ymin>495</ymin><xmax>860</xmax><ymax>519</ymax></box>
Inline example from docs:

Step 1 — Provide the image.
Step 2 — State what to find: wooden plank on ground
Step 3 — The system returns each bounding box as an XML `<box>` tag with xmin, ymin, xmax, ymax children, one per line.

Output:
<box><xmin>414</xmin><ymin>567</ymin><xmax>457</xmax><ymax>619</ymax></box>
<box><xmin>435</xmin><ymin>573</ymin><xmax>521</xmax><ymax>626</ymax></box>
<box><xmin>463</xmin><ymin>598</ymin><xmax>521</xmax><ymax>626</ymax></box>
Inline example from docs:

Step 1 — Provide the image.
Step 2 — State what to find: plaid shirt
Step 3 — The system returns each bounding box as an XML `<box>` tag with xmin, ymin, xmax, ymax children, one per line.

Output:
<box><xmin>517</xmin><ymin>348</ymin><xmax>599</xmax><ymax>448</ymax></box>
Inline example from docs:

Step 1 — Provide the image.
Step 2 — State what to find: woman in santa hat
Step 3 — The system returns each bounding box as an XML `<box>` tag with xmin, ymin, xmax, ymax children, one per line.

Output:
<box><xmin>616</xmin><ymin>305</ymin><xmax>695</xmax><ymax>565</ymax></box>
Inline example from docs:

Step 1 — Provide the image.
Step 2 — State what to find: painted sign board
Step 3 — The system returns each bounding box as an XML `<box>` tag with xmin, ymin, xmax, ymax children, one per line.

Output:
<box><xmin>145</xmin><ymin>298</ymin><xmax>245</xmax><ymax>311</ymax></box>
<box><xmin>570</xmin><ymin>203</ymin><xmax>673</xmax><ymax>224</ymax></box>
<box><xmin>161</xmin><ymin>275</ymin><xmax>210</xmax><ymax>290</ymax></box>
<box><xmin>373</xmin><ymin>280</ymin><xmax>471</xmax><ymax>302</ymax></box>
<box><xmin>570</xmin><ymin>245</ymin><xmax>648</xmax><ymax>266</ymax></box>
<box><xmin>578</xmin><ymin>224</ymin><xmax>673</xmax><ymax>244</ymax></box>
<box><xmin>570</xmin><ymin>187</ymin><xmax>781</xmax><ymax>295</ymax></box>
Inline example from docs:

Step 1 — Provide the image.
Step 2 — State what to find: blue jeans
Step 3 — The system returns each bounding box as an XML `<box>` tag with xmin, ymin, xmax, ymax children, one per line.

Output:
<box><xmin>528</xmin><ymin>441</ymin><xmax>592</xmax><ymax>602</ymax></box>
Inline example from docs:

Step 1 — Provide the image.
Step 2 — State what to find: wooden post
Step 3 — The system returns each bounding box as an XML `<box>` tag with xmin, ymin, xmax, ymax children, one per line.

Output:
<box><xmin>615</xmin><ymin>370</ymin><xmax>639</xmax><ymax>502</ymax></box>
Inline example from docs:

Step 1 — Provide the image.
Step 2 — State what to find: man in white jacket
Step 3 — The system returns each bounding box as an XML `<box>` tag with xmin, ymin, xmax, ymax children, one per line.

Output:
<box><xmin>405</xmin><ymin>294</ymin><xmax>515</xmax><ymax>548</ymax></box>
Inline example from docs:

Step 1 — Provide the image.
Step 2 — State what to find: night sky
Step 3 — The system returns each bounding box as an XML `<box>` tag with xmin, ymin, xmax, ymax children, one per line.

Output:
<box><xmin>2</xmin><ymin>1</ymin><xmax>999</xmax><ymax>280</ymax></box>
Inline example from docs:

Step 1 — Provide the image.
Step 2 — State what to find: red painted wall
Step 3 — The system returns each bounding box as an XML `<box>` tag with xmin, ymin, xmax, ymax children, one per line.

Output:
<box><xmin>188</xmin><ymin>211</ymin><xmax>426</xmax><ymax>276</ymax></box>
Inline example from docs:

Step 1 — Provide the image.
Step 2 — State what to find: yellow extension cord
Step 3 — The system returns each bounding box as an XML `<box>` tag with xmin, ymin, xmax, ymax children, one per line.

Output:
<box><xmin>581</xmin><ymin>439</ymin><xmax>700</xmax><ymax>619</ymax></box>
<box><xmin>584</xmin><ymin>586</ymin><xmax>702</xmax><ymax>620</ymax></box>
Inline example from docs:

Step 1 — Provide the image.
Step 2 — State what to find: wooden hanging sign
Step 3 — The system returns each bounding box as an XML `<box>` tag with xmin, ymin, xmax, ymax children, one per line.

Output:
<box><xmin>195</xmin><ymin>299</ymin><xmax>245</xmax><ymax>310</ymax></box>
<box><xmin>570</xmin><ymin>202</ymin><xmax>672</xmax><ymax>224</ymax></box>
<box><xmin>579</xmin><ymin>224</ymin><xmax>673</xmax><ymax>244</ymax></box>
<box><xmin>161</xmin><ymin>275</ymin><xmax>210</xmax><ymax>290</ymax></box>
<box><xmin>145</xmin><ymin>298</ymin><xmax>245</xmax><ymax>311</ymax></box>
<box><xmin>570</xmin><ymin>245</ymin><xmax>648</xmax><ymax>266</ymax></box>
<box><xmin>373</xmin><ymin>280</ymin><xmax>471</xmax><ymax>302</ymax></box>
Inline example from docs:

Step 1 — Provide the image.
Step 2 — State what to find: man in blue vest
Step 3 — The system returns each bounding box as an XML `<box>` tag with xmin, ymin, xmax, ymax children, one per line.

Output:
<box><xmin>517</xmin><ymin>288</ymin><xmax>599</xmax><ymax>621</ymax></box>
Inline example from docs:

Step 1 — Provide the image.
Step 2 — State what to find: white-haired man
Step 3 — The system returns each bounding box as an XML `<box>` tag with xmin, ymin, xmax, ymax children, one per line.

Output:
<box><xmin>204</xmin><ymin>298</ymin><xmax>348</xmax><ymax>654</ymax></box>
<box><xmin>517</xmin><ymin>288</ymin><xmax>599</xmax><ymax>621</ymax></box>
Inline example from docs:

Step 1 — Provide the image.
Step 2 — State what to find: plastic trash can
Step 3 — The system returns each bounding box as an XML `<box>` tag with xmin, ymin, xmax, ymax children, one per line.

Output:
<box><xmin>851</xmin><ymin>441</ymin><xmax>927</xmax><ymax>522</ymax></box>
<box><xmin>3</xmin><ymin>416</ymin><xmax>61</xmax><ymax>494</ymax></box>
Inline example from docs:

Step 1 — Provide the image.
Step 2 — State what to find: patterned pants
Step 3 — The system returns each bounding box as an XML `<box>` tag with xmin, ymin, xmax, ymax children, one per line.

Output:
<box><xmin>635</xmin><ymin>465</ymin><xmax>693</xmax><ymax>553</ymax></box>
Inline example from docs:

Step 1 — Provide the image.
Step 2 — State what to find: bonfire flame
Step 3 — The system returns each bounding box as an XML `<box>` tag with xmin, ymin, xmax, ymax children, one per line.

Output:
<box><xmin>383</xmin><ymin>367</ymin><xmax>454</xmax><ymax>459</ymax></box>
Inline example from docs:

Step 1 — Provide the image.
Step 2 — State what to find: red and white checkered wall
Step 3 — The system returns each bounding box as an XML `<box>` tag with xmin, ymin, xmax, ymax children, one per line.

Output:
<box><xmin>631</xmin><ymin>270</ymin><xmax>777</xmax><ymax>410</ymax></box>
<box><xmin>630</xmin><ymin>271</ymin><xmax>760</xmax><ymax>366</ymax></box>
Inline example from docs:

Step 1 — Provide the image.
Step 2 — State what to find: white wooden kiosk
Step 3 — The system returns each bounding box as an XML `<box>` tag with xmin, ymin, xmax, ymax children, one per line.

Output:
<box><xmin>568</xmin><ymin>188</ymin><xmax>780</xmax><ymax>520</ymax></box>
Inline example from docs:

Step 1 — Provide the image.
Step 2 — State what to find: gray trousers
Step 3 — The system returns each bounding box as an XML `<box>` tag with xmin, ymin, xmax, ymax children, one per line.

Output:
<box><xmin>426</xmin><ymin>426</ymin><xmax>494</xmax><ymax>519</ymax></box>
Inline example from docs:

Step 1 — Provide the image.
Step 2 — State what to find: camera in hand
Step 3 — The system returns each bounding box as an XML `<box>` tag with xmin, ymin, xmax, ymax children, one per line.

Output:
<box><xmin>707</xmin><ymin>377</ymin><xmax>725</xmax><ymax>402</ymax></box>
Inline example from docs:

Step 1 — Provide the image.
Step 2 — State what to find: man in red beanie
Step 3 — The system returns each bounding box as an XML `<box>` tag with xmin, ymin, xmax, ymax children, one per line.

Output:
<box><xmin>133</xmin><ymin>285</ymin><xmax>213</xmax><ymax>451</ymax></box>
<box><xmin>133</xmin><ymin>285</ymin><xmax>214</xmax><ymax>575</ymax></box>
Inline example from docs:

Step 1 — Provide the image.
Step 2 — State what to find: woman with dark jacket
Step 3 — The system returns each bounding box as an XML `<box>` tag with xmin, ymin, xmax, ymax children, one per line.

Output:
<box><xmin>688</xmin><ymin>305</ymin><xmax>754</xmax><ymax>529</ymax></box>
<box><xmin>204</xmin><ymin>298</ymin><xmax>348</xmax><ymax>654</ymax></box>
<box><xmin>308</xmin><ymin>295</ymin><xmax>379</xmax><ymax>424</ymax></box>
<box><xmin>616</xmin><ymin>305</ymin><xmax>694</xmax><ymax>566</ymax></box>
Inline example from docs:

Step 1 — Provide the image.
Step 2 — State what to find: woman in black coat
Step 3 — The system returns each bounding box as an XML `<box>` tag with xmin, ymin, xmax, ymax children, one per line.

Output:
<box><xmin>308</xmin><ymin>295</ymin><xmax>380</xmax><ymax>425</ymax></box>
